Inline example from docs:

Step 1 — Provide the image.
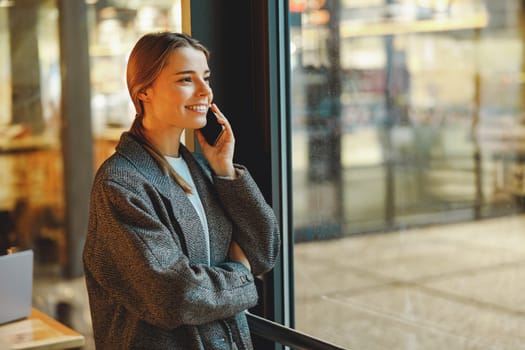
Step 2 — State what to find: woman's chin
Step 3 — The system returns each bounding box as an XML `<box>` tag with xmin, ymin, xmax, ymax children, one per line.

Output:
<box><xmin>195</xmin><ymin>118</ymin><xmax>207</xmax><ymax>129</ymax></box>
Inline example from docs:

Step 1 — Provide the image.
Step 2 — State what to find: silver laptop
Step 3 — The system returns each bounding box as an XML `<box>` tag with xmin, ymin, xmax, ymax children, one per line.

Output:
<box><xmin>0</xmin><ymin>249</ymin><xmax>33</xmax><ymax>324</ymax></box>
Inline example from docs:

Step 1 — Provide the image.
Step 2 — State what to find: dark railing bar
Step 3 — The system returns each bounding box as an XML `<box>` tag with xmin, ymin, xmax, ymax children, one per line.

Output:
<box><xmin>246</xmin><ymin>312</ymin><xmax>348</xmax><ymax>350</ymax></box>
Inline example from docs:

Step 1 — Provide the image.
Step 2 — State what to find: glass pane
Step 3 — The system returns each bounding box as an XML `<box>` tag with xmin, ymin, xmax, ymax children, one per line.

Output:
<box><xmin>291</xmin><ymin>1</ymin><xmax>525</xmax><ymax>348</ymax></box>
<box><xmin>89</xmin><ymin>0</ymin><xmax>184</xmax><ymax>168</ymax></box>
<box><xmin>0</xmin><ymin>1</ymin><xmax>64</xmax><ymax>266</ymax></box>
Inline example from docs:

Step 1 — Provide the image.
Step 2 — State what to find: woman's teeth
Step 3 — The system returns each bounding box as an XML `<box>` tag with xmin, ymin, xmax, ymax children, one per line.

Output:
<box><xmin>187</xmin><ymin>105</ymin><xmax>207</xmax><ymax>112</ymax></box>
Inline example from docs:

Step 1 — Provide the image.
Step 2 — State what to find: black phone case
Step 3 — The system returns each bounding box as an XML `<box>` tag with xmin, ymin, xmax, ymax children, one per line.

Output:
<box><xmin>200</xmin><ymin>110</ymin><xmax>223</xmax><ymax>145</ymax></box>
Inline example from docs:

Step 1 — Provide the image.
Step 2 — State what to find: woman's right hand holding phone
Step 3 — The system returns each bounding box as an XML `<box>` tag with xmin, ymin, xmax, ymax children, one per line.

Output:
<box><xmin>195</xmin><ymin>104</ymin><xmax>237</xmax><ymax>178</ymax></box>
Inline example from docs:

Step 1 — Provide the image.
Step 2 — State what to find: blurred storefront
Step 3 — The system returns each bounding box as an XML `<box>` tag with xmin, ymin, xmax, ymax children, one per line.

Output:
<box><xmin>290</xmin><ymin>1</ymin><xmax>525</xmax><ymax>347</ymax></box>
<box><xmin>290</xmin><ymin>0</ymin><xmax>525</xmax><ymax>240</ymax></box>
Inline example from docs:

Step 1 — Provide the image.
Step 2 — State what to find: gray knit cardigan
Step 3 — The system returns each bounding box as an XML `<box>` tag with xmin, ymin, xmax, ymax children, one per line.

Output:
<box><xmin>83</xmin><ymin>133</ymin><xmax>280</xmax><ymax>349</ymax></box>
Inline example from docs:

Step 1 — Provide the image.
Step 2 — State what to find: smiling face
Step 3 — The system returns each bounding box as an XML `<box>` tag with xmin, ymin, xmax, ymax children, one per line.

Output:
<box><xmin>139</xmin><ymin>46</ymin><xmax>213</xmax><ymax>132</ymax></box>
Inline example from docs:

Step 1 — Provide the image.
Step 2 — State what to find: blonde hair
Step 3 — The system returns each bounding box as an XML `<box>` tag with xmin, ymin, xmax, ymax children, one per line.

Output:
<box><xmin>127</xmin><ymin>32</ymin><xmax>210</xmax><ymax>194</ymax></box>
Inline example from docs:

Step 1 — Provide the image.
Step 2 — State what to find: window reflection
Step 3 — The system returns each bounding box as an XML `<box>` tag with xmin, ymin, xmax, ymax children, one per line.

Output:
<box><xmin>0</xmin><ymin>1</ymin><xmax>63</xmax><ymax>265</ymax></box>
<box><xmin>88</xmin><ymin>0</ymin><xmax>183</xmax><ymax>168</ymax></box>
<box><xmin>292</xmin><ymin>0</ymin><xmax>525</xmax><ymax>348</ymax></box>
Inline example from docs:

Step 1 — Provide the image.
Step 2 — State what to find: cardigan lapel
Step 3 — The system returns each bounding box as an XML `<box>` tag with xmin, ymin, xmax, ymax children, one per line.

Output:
<box><xmin>116</xmin><ymin>133</ymin><xmax>209</xmax><ymax>265</ymax></box>
<box><xmin>181</xmin><ymin>147</ymin><xmax>232</xmax><ymax>265</ymax></box>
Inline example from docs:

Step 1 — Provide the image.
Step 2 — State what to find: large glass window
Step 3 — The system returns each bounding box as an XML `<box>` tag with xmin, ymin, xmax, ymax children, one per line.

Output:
<box><xmin>88</xmin><ymin>0</ymin><xmax>184</xmax><ymax>168</ymax></box>
<box><xmin>292</xmin><ymin>0</ymin><xmax>525</xmax><ymax>348</ymax></box>
<box><xmin>0</xmin><ymin>0</ymin><xmax>64</xmax><ymax>266</ymax></box>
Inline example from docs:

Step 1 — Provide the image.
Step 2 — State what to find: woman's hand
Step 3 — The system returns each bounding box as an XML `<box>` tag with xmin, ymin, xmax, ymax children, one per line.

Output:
<box><xmin>228</xmin><ymin>240</ymin><xmax>251</xmax><ymax>272</ymax></box>
<box><xmin>195</xmin><ymin>103</ymin><xmax>236</xmax><ymax>178</ymax></box>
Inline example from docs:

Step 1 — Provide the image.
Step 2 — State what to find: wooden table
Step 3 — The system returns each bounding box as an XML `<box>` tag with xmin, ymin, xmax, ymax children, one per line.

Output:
<box><xmin>0</xmin><ymin>308</ymin><xmax>85</xmax><ymax>350</ymax></box>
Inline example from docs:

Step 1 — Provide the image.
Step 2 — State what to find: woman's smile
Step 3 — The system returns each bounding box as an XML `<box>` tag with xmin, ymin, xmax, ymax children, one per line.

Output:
<box><xmin>186</xmin><ymin>104</ymin><xmax>208</xmax><ymax>113</ymax></box>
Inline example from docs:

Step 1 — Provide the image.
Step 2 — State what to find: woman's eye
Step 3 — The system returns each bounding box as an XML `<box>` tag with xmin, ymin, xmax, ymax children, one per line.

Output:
<box><xmin>177</xmin><ymin>76</ymin><xmax>210</xmax><ymax>84</ymax></box>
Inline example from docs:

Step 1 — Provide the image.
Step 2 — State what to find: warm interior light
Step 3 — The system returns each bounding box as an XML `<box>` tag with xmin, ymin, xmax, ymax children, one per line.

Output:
<box><xmin>0</xmin><ymin>0</ymin><xmax>13</xmax><ymax>8</ymax></box>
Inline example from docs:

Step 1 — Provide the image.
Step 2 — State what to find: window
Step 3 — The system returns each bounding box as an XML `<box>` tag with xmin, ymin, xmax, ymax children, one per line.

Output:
<box><xmin>291</xmin><ymin>1</ymin><xmax>525</xmax><ymax>348</ymax></box>
<box><xmin>89</xmin><ymin>0</ymin><xmax>185</xmax><ymax>167</ymax></box>
<box><xmin>0</xmin><ymin>0</ymin><xmax>64</xmax><ymax>265</ymax></box>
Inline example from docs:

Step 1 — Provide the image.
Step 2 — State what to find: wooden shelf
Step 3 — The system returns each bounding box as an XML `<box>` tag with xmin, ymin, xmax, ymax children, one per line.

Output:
<box><xmin>338</xmin><ymin>13</ymin><xmax>488</xmax><ymax>38</ymax></box>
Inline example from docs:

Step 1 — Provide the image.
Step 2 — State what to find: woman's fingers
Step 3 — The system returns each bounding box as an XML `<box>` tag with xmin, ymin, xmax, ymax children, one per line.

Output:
<box><xmin>210</xmin><ymin>104</ymin><xmax>234</xmax><ymax>143</ymax></box>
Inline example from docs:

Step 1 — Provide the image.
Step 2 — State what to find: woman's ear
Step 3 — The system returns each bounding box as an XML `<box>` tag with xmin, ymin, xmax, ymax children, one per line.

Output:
<box><xmin>138</xmin><ymin>90</ymin><xmax>149</xmax><ymax>102</ymax></box>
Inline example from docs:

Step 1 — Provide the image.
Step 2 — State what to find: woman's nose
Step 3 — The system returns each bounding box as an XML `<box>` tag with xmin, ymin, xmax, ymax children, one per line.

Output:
<box><xmin>197</xmin><ymin>80</ymin><xmax>212</xmax><ymax>96</ymax></box>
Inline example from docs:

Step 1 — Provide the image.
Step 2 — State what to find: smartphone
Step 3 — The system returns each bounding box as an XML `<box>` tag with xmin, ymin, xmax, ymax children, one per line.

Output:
<box><xmin>199</xmin><ymin>109</ymin><xmax>224</xmax><ymax>145</ymax></box>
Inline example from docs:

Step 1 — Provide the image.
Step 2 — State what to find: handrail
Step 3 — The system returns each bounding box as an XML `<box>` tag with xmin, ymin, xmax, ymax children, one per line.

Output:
<box><xmin>246</xmin><ymin>312</ymin><xmax>348</xmax><ymax>350</ymax></box>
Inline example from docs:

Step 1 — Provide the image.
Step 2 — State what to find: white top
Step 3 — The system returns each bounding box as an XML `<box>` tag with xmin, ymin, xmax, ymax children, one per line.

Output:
<box><xmin>165</xmin><ymin>156</ymin><xmax>210</xmax><ymax>266</ymax></box>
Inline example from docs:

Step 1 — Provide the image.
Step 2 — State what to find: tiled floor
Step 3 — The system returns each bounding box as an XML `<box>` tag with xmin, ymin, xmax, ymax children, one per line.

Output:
<box><xmin>294</xmin><ymin>214</ymin><xmax>525</xmax><ymax>349</ymax></box>
<box><xmin>32</xmin><ymin>214</ymin><xmax>525</xmax><ymax>349</ymax></box>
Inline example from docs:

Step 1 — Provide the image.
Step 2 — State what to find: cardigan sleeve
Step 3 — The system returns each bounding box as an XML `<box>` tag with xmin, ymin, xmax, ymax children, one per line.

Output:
<box><xmin>213</xmin><ymin>165</ymin><xmax>281</xmax><ymax>276</ymax></box>
<box><xmin>83</xmin><ymin>175</ymin><xmax>259</xmax><ymax>330</ymax></box>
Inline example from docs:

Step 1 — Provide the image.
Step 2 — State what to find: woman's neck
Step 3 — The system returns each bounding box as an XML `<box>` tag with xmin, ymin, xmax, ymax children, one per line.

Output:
<box><xmin>142</xmin><ymin>125</ymin><xmax>183</xmax><ymax>157</ymax></box>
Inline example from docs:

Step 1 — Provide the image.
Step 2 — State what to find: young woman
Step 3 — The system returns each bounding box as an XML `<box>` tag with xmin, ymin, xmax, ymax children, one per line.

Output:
<box><xmin>83</xmin><ymin>32</ymin><xmax>280</xmax><ymax>349</ymax></box>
